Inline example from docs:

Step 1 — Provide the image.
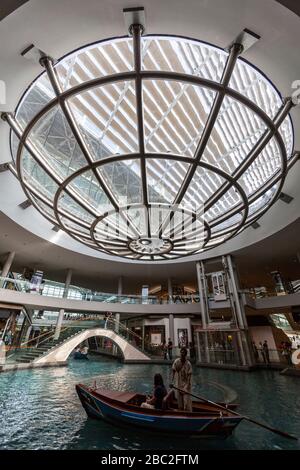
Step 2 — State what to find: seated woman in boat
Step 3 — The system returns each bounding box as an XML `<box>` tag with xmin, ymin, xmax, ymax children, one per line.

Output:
<box><xmin>141</xmin><ymin>373</ymin><xmax>167</xmax><ymax>410</ymax></box>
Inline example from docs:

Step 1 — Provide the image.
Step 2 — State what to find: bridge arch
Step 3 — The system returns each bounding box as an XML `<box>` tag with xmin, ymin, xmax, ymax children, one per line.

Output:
<box><xmin>34</xmin><ymin>328</ymin><xmax>150</xmax><ymax>364</ymax></box>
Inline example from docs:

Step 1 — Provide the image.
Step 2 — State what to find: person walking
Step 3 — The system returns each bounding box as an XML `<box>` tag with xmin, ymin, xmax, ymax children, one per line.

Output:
<box><xmin>167</xmin><ymin>338</ymin><xmax>173</xmax><ymax>360</ymax></box>
<box><xmin>161</xmin><ymin>341</ymin><xmax>168</xmax><ymax>360</ymax></box>
<box><xmin>171</xmin><ymin>347</ymin><xmax>193</xmax><ymax>412</ymax></box>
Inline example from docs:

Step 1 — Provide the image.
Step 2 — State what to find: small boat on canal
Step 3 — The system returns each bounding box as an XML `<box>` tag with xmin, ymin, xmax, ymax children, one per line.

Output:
<box><xmin>76</xmin><ymin>383</ymin><xmax>242</xmax><ymax>438</ymax></box>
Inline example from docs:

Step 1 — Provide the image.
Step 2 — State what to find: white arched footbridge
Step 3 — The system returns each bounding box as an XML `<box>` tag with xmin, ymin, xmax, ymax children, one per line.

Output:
<box><xmin>34</xmin><ymin>328</ymin><xmax>150</xmax><ymax>365</ymax></box>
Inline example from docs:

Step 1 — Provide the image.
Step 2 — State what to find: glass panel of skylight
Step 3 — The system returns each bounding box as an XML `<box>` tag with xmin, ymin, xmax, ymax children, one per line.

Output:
<box><xmin>67</xmin><ymin>169</ymin><xmax>114</xmax><ymax>215</ymax></box>
<box><xmin>126</xmin><ymin>205</ymin><xmax>148</xmax><ymax>237</ymax></box>
<box><xmin>146</xmin><ymin>158</ymin><xmax>190</xmax><ymax>204</ymax></box>
<box><xmin>142</xmin><ymin>36</ymin><xmax>227</xmax><ymax>82</ymax></box>
<box><xmin>143</xmin><ymin>79</ymin><xmax>216</xmax><ymax>157</ymax></box>
<box><xmin>238</xmin><ymin>137</ymin><xmax>281</xmax><ymax>196</ymax></box>
<box><xmin>248</xmin><ymin>185</ymin><xmax>278</xmax><ymax>217</ymax></box>
<box><xmin>204</xmin><ymin>236</ymin><xmax>225</xmax><ymax>248</ymax></box>
<box><xmin>15</xmin><ymin>73</ymin><xmax>56</xmax><ymax>128</ymax></box>
<box><xmin>149</xmin><ymin>205</ymin><xmax>180</xmax><ymax>238</ymax></box>
<box><xmin>170</xmin><ymin>215</ymin><xmax>206</xmax><ymax>244</ymax></box>
<box><xmin>10</xmin><ymin>132</ymin><xmax>20</xmax><ymax>162</ymax></box>
<box><xmin>21</xmin><ymin>148</ymin><xmax>59</xmax><ymax>200</ymax></box>
<box><xmin>205</xmin><ymin>186</ymin><xmax>242</xmax><ymax>222</ymax></box>
<box><xmin>28</xmin><ymin>105</ymin><xmax>88</xmax><ymax>178</ymax></box>
<box><xmin>210</xmin><ymin>212</ymin><xmax>243</xmax><ymax>234</ymax></box>
<box><xmin>181</xmin><ymin>166</ymin><xmax>224</xmax><ymax>210</ymax></box>
<box><xmin>229</xmin><ymin>58</ymin><xmax>283</xmax><ymax>119</ymax></box>
<box><xmin>98</xmin><ymin>159</ymin><xmax>142</xmax><ymax>205</ymax></box>
<box><xmin>202</xmin><ymin>95</ymin><xmax>267</xmax><ymax>175</ymax></box>
<box><xmin>57</xmin><ymin>192</ymin><xmax>94</xmax><ymax>224</ymax></box>
<box><xmin>94</xmin><ymin>210</ymin><xmax>138</xmax><ymax>241</ymax></box>
<box><xmin>68</xmin><ymin>81</ymin><xmax>138</xmax><ymax>159</ymax></box>
<box><xmin>55</xmin><ymin>38</ymin><xmax>133</xmax><ymax>91</ymax></box>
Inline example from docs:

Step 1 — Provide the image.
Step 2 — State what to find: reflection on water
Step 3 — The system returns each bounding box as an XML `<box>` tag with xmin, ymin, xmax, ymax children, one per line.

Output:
<box><xmin>0</xmin><ymin>356</ymin><xmax>299</xmax><ymax>450</ymax></box>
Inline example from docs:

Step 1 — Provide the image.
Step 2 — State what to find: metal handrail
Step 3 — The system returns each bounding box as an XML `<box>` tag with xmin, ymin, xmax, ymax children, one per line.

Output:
<box><xmin>106</xmin><ymin>317</ymin><xmax>143</xmax><ymax>341</ymax></box>
<box><xmin>0</xmin><ymin>275</ymin><xmax>202</xmax><ymax>304</ymax></box>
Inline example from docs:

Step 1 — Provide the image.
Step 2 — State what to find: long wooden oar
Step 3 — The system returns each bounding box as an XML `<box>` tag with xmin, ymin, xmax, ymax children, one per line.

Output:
<box><xmin>170</xmin><ymin>384</ymin><xmax>298</xmax><ymax>441</ymax></box>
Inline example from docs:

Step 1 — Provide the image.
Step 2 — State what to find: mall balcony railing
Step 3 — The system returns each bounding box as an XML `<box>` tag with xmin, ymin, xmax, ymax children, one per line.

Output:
<box><xmin>0</xmin><ymin>275</ymin><xmax>201</xmax><ymax>305</ymax></box>
<box><xmin>241</xmin><ymin>281</ymin><xmax>300</xmax><ymax>299</ymax></box>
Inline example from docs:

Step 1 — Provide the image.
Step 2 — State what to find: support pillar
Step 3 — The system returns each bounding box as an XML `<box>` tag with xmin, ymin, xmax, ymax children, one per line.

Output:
<box><xmin>115</xmin><ymin>276</ymin><xmax>122</xmax><ymax>333</ymax></box>
<box><xmin>236</xmin><ymin>331</ymin><xmax>246</xmax><ymax>366</ymax></box>
<box><xmin>226</xmin><ymin>255</ymin><xmax>247</xmax><ymax>329</ymax></box>
<box><xmin>54</xmin><ymin>269</ymin><xmax>72</xmax><ymax>340</ymax></box>
<box><xmin>196</xmin><ymin>262</ymin><xmax>206</xmax><ymax>329</ymax></box>
<box><xmin>196</xmin><ymin>331</ymin><xmax>201</xmax><ymax>362</ymax></box>
<box><xmin>196</xmin><ymin>261</ymin><xmax>210</xmax><ymax>363</ymax></box>
<box><xmin>225</xmin><ymin>255</ymin><xmax>253</xmax><ymax>366</ymax></box>
<box><xmin>0</xmin><ymin>251</ymin><xmax>15</xmax><ymax>287</ymax></box>
<box><xmin>0</xmin><ymin>338</ymin><xmax>6</xmax><ymax>366</ymax></box>
<box><xmin>167</xmin><ymin>278</ymin><xmax>175</xmax><ymax>344</ymax></box>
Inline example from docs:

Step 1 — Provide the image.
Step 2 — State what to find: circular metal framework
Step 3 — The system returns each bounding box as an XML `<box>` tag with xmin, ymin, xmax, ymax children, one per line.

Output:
<box><xmin>4</xmin><ymin>31</ymin><xmax>295</xmax><ymax>261</ymax></box>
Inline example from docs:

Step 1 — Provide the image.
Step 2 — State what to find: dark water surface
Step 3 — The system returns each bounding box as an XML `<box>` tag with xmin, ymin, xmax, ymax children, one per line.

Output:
<box><xmin>0</xmin><ymin>356</ymin><xmax>299</xmax><ymax>450</ymax></box>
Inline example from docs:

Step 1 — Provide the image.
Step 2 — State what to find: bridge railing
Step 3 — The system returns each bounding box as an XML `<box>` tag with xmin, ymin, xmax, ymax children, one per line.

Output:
<box><xmin>5</xmin><ymin>317</ymin><xmax>105</xmax><ymax>361</ymax></box>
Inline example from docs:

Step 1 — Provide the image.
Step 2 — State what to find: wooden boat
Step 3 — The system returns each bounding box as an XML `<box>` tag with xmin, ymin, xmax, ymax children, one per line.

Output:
<box><xmin>76</xmin><ymin>383</ymin><xmax>242</xmax><ymax>438</ymax></box>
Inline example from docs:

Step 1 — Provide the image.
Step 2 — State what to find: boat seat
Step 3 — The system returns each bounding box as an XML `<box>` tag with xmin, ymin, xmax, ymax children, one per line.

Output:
<box><xmin>95</xmin><ymin>389</ymin><xmax>138</xmax><ymax>403</ymax></box>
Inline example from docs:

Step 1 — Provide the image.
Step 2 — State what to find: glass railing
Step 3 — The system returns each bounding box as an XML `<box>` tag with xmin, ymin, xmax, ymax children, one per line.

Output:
<box><xmin>253</xmin><ymin>348</ymin><xmax>296</xmax><ymax>367</ymax></box>
<box><xmin>0</xmin><ymin>276</ymin><xmax>201</xmax><ymax>305</ymax></box>
<box><xmin>241</xmin><ymin>285</ymin><xmax>300</xmax><ymax>299</ymax></box>
<box><xmin>196</xmin><ymin>346</ymin><xmax>241</xmax><ymax>366</ymax></box>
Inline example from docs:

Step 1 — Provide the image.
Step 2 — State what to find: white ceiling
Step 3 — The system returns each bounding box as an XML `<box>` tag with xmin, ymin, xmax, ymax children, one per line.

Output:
<box><xmin>0</xmin><ymin>0</ymin><xmax>299</xmax><ymax>273</ymax></box>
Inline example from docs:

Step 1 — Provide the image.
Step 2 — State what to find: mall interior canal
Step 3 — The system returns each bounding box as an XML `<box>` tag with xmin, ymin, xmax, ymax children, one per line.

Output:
<box><xmin>0</xmin><ymin>356</ymin><xmax>299</xmax><ymax>450</ymax></box>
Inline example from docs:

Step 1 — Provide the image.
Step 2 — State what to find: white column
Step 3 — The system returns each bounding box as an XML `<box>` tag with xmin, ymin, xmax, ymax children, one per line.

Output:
<box><xmin>196</xmin><ymin>261</ymin><xmax>210</xmax><ymax>363</ymax></box>
<box><xmin>167</xmin><ymin>278</ymin><xmax>175</xmax><ymax>343</ymax></box>
<box><xmin>226</xmin><ymin>255</ymin><xmax>253</xmax><ymax>366</ymax></box>
<box><xmin>0</xmin><ymin>339</ymin><xmax>6</xmax><ymax>366</ymax></box>
<box><xmin>196</xmin><ymin>331</ymin><xmax>201</xmax><ymax>362</ymax></box>
<box><xmin>0</xmin><ymin>251</ymin><xmax>16</xmax><ymax>287</ymax></box>
<box><xmin>196</xmin><ymin>261</ymin><xmax>207</xmax><ymax>328</ymax></box>
<box><xmin>115</xmin><ymin>277</ymin><xmax>122</xmax><ymax>333</ymax></box>
<box><xmin>236</xmin><ymin>331</ymin><xmax>246</xmax><ymax>366</ymax></box>
<box><xmin>54</xmin><ymin>269</ymin><xmax>72</xmax><ymax>340</ymax></box>
<box><xmin>226</xmin><ymin>255</ymin><xmax>246</xmax><ymax>329</ymax></box>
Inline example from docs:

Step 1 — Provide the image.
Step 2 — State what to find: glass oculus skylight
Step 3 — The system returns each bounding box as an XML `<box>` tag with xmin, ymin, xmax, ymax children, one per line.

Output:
<box><xmin>5</xmin><ymin>31</ymin><xmax>295</xmax><ymax>260</ymax></box>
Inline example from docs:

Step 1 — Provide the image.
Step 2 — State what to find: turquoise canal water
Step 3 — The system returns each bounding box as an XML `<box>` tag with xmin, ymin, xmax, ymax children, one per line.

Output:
<box><xmin>0</xmin><ymin>356</ymin><xmax>299</xmax><ymax>450</ymax></box>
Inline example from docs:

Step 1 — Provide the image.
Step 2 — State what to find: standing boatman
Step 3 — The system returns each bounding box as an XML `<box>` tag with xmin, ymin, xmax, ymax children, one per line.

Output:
<box><xmin>171</xmin><ymin>347</ymin><xmax>193</xmax><ymax>412</ymax></box>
